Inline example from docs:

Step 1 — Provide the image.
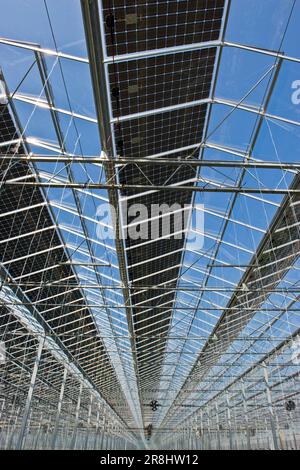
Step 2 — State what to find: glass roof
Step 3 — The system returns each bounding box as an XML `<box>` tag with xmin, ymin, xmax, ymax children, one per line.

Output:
<box><xmin>0</xmin><ymin>0</ymin><xmax>299</xmax><ymax>449</ymax></box>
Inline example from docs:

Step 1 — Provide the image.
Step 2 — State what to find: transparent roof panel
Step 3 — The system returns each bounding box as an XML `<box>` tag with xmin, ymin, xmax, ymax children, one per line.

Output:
<box><xmin>0</xmin><ymin>0</ymin><xmax>299</xmax><ymax>449</ymax></box>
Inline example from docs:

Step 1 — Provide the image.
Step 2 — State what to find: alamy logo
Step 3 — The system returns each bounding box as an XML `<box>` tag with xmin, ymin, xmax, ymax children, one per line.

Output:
<box><xmin>291</xmin><ymin>336</ymin><xmax>300</xmax><ymax>366</ymax></box>
<box><xmin>0</xmin><ymin>341</ymin><xmax>6</xmax><ymax>365</ymax></box>
<box><xmin>95</xmin><ymin>202</ymin><xmax>204</xmax><ymax>249</ymax></box>
<box><xmin>0</xmin><ymin>80</ymin><xmax>7</xmax><ymax>105</ymax></box>
<box><xmin>291</xmin><ymin>80</ymin><xmax>300</xmax><ymax>105</ymax></box>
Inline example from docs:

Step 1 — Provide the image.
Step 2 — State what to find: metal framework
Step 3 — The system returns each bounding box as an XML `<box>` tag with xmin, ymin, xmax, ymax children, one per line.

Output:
<box><xmin>0</xmin><ymin>0</ymin><xmax>299</xmax><ymax>450</ymax></box>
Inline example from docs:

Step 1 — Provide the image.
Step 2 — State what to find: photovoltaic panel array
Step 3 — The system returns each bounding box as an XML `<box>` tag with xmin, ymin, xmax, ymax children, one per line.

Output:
<box><xmin>0</xmin><ymin>102</ymin><xmax>136</xmax><ymax>426</ymax></box>
<box><xmin>100</xmin><ymin>0</ymin><xmax>226</xmax><ymax>426</ymax></box>
<box><xmin>102</xmin><ymin>0</ymin><xmax>224</xmax><ymax>55</ymax></box>
<box><xmin>0</xmin><ymin>0</ymin><xmax>299</xmax><ymax>450</ymax></box>
<box><xmin>159</xmin><ymin>171</ymin><xmax>300</xmax><ymax>430</ymax></box>
<box><xmin>109</xmin><ymin>48</ymin><xmax>216</xmax><ymax>116</ymax></box>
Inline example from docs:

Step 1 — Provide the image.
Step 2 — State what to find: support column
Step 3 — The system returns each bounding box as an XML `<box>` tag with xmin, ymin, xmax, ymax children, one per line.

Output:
<box><xmin>215</xmin><ymin>402</ymin><xmax>222</xmax><ymax>450</ymax></box>
<box><xmin>192</xmin><ymin>418</ymin><xmax>198</xmax><ymax>450</ymax></box>
<box><xmin>16</xmin><ymin>335</ymin><xmax>45</xmax><ymax>449</ymax></box>
<box><xmin>262</xmin><ymin>362</ymin><xmax>279</xmax><ymax>450</ymax></box>
<box><xmin>7</xmin><ymin>405</ymin><xmax>20</xmax><ymax>449</ymax></box>
<box><xmin>206</xmin><ymin>409</ymin><xmax>211</xmax><ymax>450</ymax></box>
<box><xmin>226</xmin><ymin>391</ymin><xmax>233</xmax><ymax>450</ymax></box>
<box><xmin>100</xmin><ymin>414</ymin><xmax>106</xmax><ymax>449</ymax></box>
<box><xmin>106</xmin><ymin>434</ymin><xmax>110</xmax><ymax>450</ymax></box>
<box><xmin>241</xmin><ymin>379</ymin><xmax>251</xmax><ymax>450</ymax></box>
<box><xmin>51</xmin><ymin>366</ymin><xmax>67</xmax><ymax>449</ymax></box>
<box><xmin>71</xmin><ymin>382</ymin><xmax>83</xmax><ymax>449</ymax></box>
<box><xmin>85</xmin><ymin>393</ymin><xmax>93</xmax><ymax>450</ymax></box>
<box><xmin>93</xmin><ymin>402</ymin><xmax>101</xmax><ymax>449</ymax></box>
<box><xmin>200</xmin><ymin>410</ymin><xmax>204</xmax><ymax>450</ymax></box>
<box><xmin>33</xmin><ymin>411</ymin><xmax>43</xmax><ymax>449</ymax></box>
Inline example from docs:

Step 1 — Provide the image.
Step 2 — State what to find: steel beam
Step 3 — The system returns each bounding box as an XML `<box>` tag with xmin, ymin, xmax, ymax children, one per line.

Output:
<box><xmin>4</xmin><ymin>154</ymin><xmax>300</xmax><ymax>170</ymax></box>
<box><xmin>0</xmin><ymin>37</ymin><xmax>89</xmax><ymax>63</ymax></box>
<box><xmin>3</xmin><ymin>180</ymin><xmax>300</xmax><ymax>194</ymax></box>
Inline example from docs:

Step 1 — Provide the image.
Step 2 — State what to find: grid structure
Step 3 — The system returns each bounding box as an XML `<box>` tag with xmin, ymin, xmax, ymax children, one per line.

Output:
<box><xmin>0</xmin><ymin>100</ymin><xmax>139</xmax><ymax>447</ymax></box>
<box><xmin>108</xmin><ymin>48</ymin><xmax>216</xmax><ymax>115</ymax></box>
<box><xmin>98</xmin><ymin>0</ymin><xmax>226</xmax><ymax>430</ymax></box>
<box><xmin>0</xmin><ymin>0</ymin><xmax>299</xmax><ymax>451</ymax></box>
<box><xmin>102</xmin><ymin>0</ymin><xmax>224</xmax><ymax>55</ymax></box>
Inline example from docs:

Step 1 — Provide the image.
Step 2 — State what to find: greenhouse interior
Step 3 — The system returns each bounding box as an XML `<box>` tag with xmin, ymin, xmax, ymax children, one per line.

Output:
<box><xmin>0</xmin><ymin>0</ymin><xmax>299</xmax><ymax>451</ymax></box>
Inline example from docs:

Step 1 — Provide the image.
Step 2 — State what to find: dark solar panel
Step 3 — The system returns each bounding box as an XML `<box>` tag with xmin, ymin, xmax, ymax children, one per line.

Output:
<box><xmin>115</xmin><ymin>104</ymin><xmax>208</xmax><ymax>159</ymax></box>
<box><xmin>109</xmin><ymin>48</ymin><xmax>216</xmax><ymax>116</ymax></box>
<box><xmin>102</xmin><ymin>0</ymin><xmax>225</xmax><ymax>56</ymax></box>
<box><xmin>100</xmin><ymin>0</ymin><xmax>225</xmax><ymax>408</ymax></box>
<box><xmin>0</xmin><ymin>103</ymin><xmax>134</xmax><ymax>422</ymax></box>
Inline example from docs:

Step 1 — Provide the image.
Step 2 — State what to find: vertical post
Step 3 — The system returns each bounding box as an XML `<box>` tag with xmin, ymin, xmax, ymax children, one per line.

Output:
<box><xmin>293</xmin><ymin>431</ymin><xmax>298</xmax><ymax>450</ymax></box>
<box><xmin>226</xmin><ymin>391</ymin><xmax>233</xmax><ymax>450</ymax></box>
<box><xmin>256</xmin><ymin>419</ymin><xmax>260</xmax><ymax>449</ymax></box>
<box><xmin>85</xmin><ymin>393</ymin><xmax>93</xmax><ymax>449</ymax></box>
<box><xmin>215</xmin><ymin>402</ymin><xmax>222</xmax><ymax>450</ymax></box>
<box><xmin>262</xmin><ymin>362</ymin><xmax>279</xmax><ymax>450</ymax></box>
<box><xmin>25</xmin><ymin>409</ymin><xmax>33</xmax><ymax>449</ymax></box>
<box><xmin>51</xmin><ymin>366</ymin><xmax>67</xmax><ymax>449</ymax></box>
<box><xmin>200</xmin><ymin>410</ymin><xmax>204</xmax><ymax>450</ymax></box>
<box><xmin>6</xmin><ymin>405</ymin><xmax>20</xmax><ymax>449</ymax></box>
<box><xmin>71</xmin><ymin>382</ymin><xmax>83</xmax><ymax>449</ymax></box>
<box><xmin>34</xmin><ymin>411</ymin><xmax>43</xmax><ymax>449</ymax></box>
<box><xmin>93</xmin><ymin>402</ymin><xmax>101</xmax><ymax>449</ymax></box>
<box><xmin>105</xmin><ymin>432</ymin><xmax>109</xmax><ymax>450</ymax></box>
<box><xmin>43</xmin><ymin>404</ymin><xmax>52</xmax><ymax>449</ymax></box>
<box><xmin>241</xmin><ymin>379</ymin><xmax>251</xmax><ymax>450</ymax></box>
<box><xmin>16</xmin><ymin>335</ymin><xmax>45</xmax><ymax>449</ymax></box>
<box><xmin>188</xmin><ymin>425</ymin><xmax>192</xmax><ymax>449</ymax></box>
<box><xmin>0</xmin><ymin>399</ymin><xmax>5</xmax><ymax>448</ymax></box>
<box><xmin>193</xmin><ymin>418</ymin><xmax>197</xmax><ymax>450</ymax></box>
<box><xmin>207</xmin><ymin>409</ymin><xmax>211</xmax><ymax>450</ymax></box>
<box><xmin>100</xmin><ymin>414</ymin><xmax>106</xmax><ymax>449</ymax></box>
